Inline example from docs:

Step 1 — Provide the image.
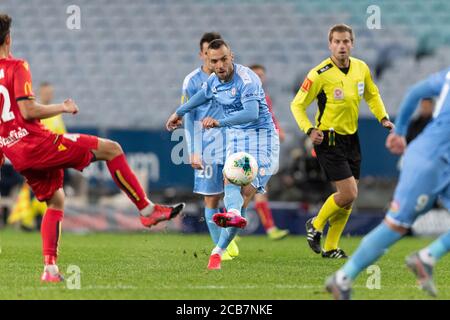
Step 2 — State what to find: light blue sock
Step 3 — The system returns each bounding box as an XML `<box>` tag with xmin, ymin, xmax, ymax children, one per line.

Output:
<box><xmin>428</xmin><ymin>230</ymin><xmax>450</xmax><ymax>261</ymax></box>
<box><xmin>224</xmin><ymin>184</ymin><xmax>243</xmax><ymax>213</ymax></box>
<box><xmin>217</xmin><ymin>226</ymin><xmax>239</xmax><ymax>250</ymax></box>
<box><xmin>341</xmin><ymin>222</ymin><xmax>403</xmax><ymax>280</ymax></box>
<box><xmin>205</xmin><ymin>207</ymin><xmax>221</xmax><ymax>245</ymax></box>
<box><xmin>241</xmin><ymin>207</ymin><xmax>247</xmax><ymax>218</ymax></box>
<box><xmin>216</xmin><ymin>188</ymin><xmax>247</xmax><ymax>250</ymax></box>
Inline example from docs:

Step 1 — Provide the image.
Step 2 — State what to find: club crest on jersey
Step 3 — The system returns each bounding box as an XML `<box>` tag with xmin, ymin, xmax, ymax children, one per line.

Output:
<box><xmin>230</xmin><ymin>87</ymin><xmax>237</xmax><ymax>97</ymax></box>
<box><xmin>334</xmin><ymin>88</ymin><xmax>344</xmax><ymax>100</ymax></box>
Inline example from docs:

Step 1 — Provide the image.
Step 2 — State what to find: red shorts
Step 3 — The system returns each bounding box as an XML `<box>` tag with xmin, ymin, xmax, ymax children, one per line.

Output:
<box><xmin>21</xmin><ymin>134</ymin><xmax>99</xmax><ymax>201</ymax></box>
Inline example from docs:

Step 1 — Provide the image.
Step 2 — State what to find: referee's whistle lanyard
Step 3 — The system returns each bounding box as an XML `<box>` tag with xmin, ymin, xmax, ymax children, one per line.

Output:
<box><xmin>328</xmin><ymin>128</ymin><xmax>336</xmax><ymax>147</ymax></box>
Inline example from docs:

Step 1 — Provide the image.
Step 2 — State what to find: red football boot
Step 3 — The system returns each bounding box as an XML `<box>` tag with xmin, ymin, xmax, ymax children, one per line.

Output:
<box><xmin>140</xmin><ymin>203</ymin><xmax>185</xmax><ymax>228</ymax></box>
<box><xmin>213</xmin><ymin>211</ymin><xmax>247</xmax><ymax>228</ymax></box>
<box><xmin>207</xmin><ymin>254</ymin><xmax>221</xmax><ymax>270</ymax></box>
<box><xmin>41</xmin><ymin>265</ymin><xmax>64</xmax><ymax>283</ymax></box>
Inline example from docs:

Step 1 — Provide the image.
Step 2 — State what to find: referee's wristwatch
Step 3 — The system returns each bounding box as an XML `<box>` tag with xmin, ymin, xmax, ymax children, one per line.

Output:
<box><xmin>306</xmin><ymin>127</ymin><xmax>315</xmax><ymax>136</ymax></box>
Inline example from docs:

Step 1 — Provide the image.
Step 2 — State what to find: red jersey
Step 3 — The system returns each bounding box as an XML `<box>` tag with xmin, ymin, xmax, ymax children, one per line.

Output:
<box><xmin>0</xmin><ymin>55</ymin><xmax>54</xmax><ymax>171</ymax></box>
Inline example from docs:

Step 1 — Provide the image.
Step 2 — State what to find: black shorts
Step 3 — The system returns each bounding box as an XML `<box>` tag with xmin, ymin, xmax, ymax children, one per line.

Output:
<box><xmin>313</xmin><ymin>131</ymin><xmax>361</xmax><ymax>181</ymax></box>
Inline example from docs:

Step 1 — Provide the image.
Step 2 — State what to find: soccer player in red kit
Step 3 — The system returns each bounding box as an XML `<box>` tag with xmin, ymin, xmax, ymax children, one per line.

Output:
<box><xmin>0</xmin><ymin>14</ymin><xmax>184</xmax><ymax>282</ymax></box>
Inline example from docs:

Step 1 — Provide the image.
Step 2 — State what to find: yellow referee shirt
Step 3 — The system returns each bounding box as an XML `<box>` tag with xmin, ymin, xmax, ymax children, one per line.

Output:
<box><xmin>290</xmin><ymin>57</ymin><xmax>389</xmax><ymax>135</ymax></box>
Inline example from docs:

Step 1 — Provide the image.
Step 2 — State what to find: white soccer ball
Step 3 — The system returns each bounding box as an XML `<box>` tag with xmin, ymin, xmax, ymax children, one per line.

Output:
<box><xmin>223</xmin><ymin>152</ymin><xmax>258</xmax><ymax>186</ymax></box>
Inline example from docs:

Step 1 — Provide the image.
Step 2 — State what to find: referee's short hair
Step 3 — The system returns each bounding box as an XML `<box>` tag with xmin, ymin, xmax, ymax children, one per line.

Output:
<box><xmin>328</xmin><ymin>24</ymin><xmax>354</xmax><ymax>43</ymax></box>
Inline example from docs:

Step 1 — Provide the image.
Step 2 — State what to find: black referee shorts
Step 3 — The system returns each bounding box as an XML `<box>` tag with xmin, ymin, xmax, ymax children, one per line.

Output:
<box><xmin>313</xmin><ymin>130</ymin><xmax>361</xmax><ymax>182</ymax></box>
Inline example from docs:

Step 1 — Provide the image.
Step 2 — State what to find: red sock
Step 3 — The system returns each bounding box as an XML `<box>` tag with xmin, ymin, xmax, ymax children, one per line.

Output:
<box><xmin>107</xmin><ymin>154</ymin><xmax>149</xmax><ymax>210</ymax></box>
<box><xmin>255</xmin><ymin>201</ymin><xmax>275</xmax><ymax>231</ymax></box>
<box><xmin>41</xmin><ymin>208</ymin><xmax>64</xmax><ymax>264</ymax></box>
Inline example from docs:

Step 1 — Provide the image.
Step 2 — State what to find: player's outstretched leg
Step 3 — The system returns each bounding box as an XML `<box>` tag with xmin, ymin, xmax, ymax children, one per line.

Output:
<box><xmin>93</xmin><ymin>138</ymin><xmax>185</xmax><ymax>228</ymax></box>
<box><xmin>406</xmin><ymin>230</ymin><xmax>450</xmax><ymax>297</ymax></box>
<box><xmin>213</xmin><ymin>184</ymin><xmax>247</xmax><ymax>229</ymax></box>
<box><xmin>41</xmin><ymin>189</ymin><xmax>65</xmax><ymax>283</ymax></box>
<box><xmin>325</xmin><ymin>221</ymin><xmax>403</xmax><ymax>299</ymax></box>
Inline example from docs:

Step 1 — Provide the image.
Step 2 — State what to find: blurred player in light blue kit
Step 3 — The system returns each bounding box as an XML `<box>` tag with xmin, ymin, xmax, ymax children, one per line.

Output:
<box><xmin>181</xmin><ymin>32</ymin><xmax>238</xmax><ymax>262</ymax></box>
<box><xmin>326</xmin><ymin>67</ymin><xmax>450</xmax><ymax>299</ymax></box>
<box><xmin>167</xmin><ymin>39</ymin><xmax>279</xmax><ymax>270</ymax></box>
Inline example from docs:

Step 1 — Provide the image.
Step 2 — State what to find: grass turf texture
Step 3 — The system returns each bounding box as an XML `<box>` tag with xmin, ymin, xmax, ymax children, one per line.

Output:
<box><xmin>0</xmin><ymin>229</ymin><xmax>448</xmax><ymax>300</ymax></box>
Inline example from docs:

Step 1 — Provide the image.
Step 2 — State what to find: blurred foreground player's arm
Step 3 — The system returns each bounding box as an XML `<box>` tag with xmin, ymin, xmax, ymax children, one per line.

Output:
<box><xmin>386</xmin><ymin>69</ymin><xmax>448</xmax><ymax>154</ymax></box>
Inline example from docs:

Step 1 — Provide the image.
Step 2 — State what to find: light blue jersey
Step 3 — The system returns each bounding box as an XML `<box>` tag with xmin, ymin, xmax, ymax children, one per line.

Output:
<box><xmin>176</xmin><ymin>63</ymin><xmax>280</xmax><ymax>193</ymax></box>
<box><xmin>182</xmin><ymin>67</ymin><xmax>225</xmax><ymax>195</ymax></box>
<box><xmin>387</xmin><ymin>67</ymin><xmax>450</xmax><ymax>228</ymax></box>
<box><xmin>204</xmin><ymin>64</ymin><xmax>279</xmax><ymax>193</ymax></box>
<box><xmin>205</xmin><ymin>64</ymin><xmax>275</xmax><ymax>130</ymax></box>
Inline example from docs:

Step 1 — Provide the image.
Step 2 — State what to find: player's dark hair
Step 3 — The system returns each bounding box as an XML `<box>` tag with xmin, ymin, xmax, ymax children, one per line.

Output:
<box><xmin>328</xmin><ymin>24</ymin><xmax>354</xmax><ymax>43</ymax></box>
<box><xmin>422</xmin><ymin>97</ymin><xmax>434</xmax><ymax>103</ymax></box>
<box><xmin>199</xmin><ymin>32</ymin><xmax>222</xmax><ymax>51</ymax></box>
<box><xmin>249</xmin><ymin>64</ymin><xmax>266</xmax><ymax>72</ymax></box>
<box><xmin>0</xmin><ymin>14</ymin><xmax>12</xmax><ymax>46</ymax></box>
<box><xmin>208</xmin><ymin>39</ymin><xmax>229</xmax><ymax>51</ymax></box>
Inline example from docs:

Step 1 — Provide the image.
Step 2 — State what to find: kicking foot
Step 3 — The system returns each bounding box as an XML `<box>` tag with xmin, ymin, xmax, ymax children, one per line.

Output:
<box><xmin>213</xmin><ymin>211</ymin><xmax>247</xmax><ymax>229</ymax></box>
<box><xmin>140</xmin><ymin>203</ymin><xmax>185</xmax><ymax>228</ymax></box>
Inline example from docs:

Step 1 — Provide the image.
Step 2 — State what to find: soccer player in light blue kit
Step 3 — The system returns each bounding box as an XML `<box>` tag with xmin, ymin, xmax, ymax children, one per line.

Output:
<box><xmin>181</xmin><ymin>32</ymin><xmax>239</xmax><ymax>262</ymax></box>
<box><xmin>167</xmin><ymin>39</ymin><xmax>279</xmax><ymax>270</ymax></box>
<box><xmin>326</xmin><ymin>67</ymin><xmax>450</xmax><ymax>299</ymax></box>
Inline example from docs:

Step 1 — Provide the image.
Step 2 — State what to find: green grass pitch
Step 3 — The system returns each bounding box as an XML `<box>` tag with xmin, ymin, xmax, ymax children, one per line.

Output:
<box><xmin>0</xmin><ymin>229</ymin><xmax>448</xmax><ymax>300</ymax></box>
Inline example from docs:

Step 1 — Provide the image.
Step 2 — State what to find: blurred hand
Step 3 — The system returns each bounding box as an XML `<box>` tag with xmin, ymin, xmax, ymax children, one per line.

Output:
<box><xmin>309</xmin><ymin>129</ymin><xmax>324</xmax><ymax>145</ymax></box>
<box><xmin>62</xmin><ymin>99</ymin><xmax>79</xmax><ymax>115</ymax></box>
<box><xmin>386</xmin><ymin>133</ymin><xmax>406</xmax><ymax>155</ymax></box>
<box><xmin>190</xmin><ymin>153</ymin><xmax>203</xmax><ymax>170</ymax></box>
<box><xmin>166</xmin><ymin>112</ymin><xmax>183</xmax><ymax>131</ymax></box>
<box><xmin>202</xmin><ymin>117</ymin><xmax>219</xmax><ymax>129</ymax></box>
<box><xmin>381</xmin><ymin>118</ymin><xmax>395</xmax><ymax>132</ymax></box>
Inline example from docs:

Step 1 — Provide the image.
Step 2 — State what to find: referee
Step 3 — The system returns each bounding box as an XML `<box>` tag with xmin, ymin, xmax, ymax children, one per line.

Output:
<box><xmin>291</xmin><ymin>24</ymin><xmax>394</xmax><ymax>258</ymax></box>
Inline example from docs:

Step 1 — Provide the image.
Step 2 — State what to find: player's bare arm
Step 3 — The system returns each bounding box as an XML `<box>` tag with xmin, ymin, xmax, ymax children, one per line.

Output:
<box><xmin>18</xmin><ymin>98</ymin><xmax>78</xmax><ymax>120</ymax></box>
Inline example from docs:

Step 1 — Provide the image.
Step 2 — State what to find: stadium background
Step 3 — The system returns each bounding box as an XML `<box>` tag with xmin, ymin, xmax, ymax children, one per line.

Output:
<box><xmin>1</xmin><ymin>0</ymin><xmax>450</xmax><ymax>236</ymax></box>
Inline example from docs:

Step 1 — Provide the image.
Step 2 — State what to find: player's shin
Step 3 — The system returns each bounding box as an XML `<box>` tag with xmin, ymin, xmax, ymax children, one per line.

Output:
<box><xmin>41</xmin><ymin>208</ymin><xmax>64</xmax><ymax>265</ymax></box>
<box><xmin>313</xmin><ymin>193</ymin><xmax>342</xmax><ymax>232</ymax></box>
<box><xmin>224</xmin><ymin>184</ymin><xmax>243</xmax><ymax>215</ymax></box>
<box><xmin>425</xmin><ymin>230</ymin><xmax>450</xmax><ymax>263</ymax></box>
<box><xmin>106</xmin><ymin>153</ymin><xmax>153</xmax><ymax>212</ymax></box>
<box><xmin>323</xmin><ymin>207</ymin><xmax>352</xmax><ymax>251</ymax></box>
<box><xmin>205</xmin><ymin>207</ymin><xmax>221</xmax><ymax>244</ymax></box>
<box><xmin>340</xmin><ymin>221</ymin><xmax>403</xmax><ymax>281</ymax></box>
<box><xmin>255</xmin><ymin>200</ymin><xmax>275</xmax><ymax>231</ymax></box>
